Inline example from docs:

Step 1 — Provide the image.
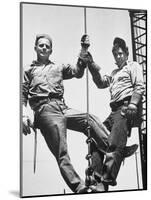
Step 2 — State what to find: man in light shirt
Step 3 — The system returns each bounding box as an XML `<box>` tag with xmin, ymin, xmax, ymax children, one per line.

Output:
<box><xmin>87</xmin><ymin>37</ymin><xmax>144</xmax><ymax>186</ymax></box>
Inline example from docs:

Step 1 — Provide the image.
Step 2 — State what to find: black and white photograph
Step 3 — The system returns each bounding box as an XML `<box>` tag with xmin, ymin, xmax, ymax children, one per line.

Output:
<box><xmin>20</xmin><ymin>2</ymin><xmax>147</xmax><ymax>198</ymax></box>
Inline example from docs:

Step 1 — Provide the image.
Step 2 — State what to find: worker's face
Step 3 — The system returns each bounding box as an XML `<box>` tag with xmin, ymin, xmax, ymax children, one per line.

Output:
<box><xmin>113</xmin><ymin>47</ymin><xmax>128</xmax><ymax>68</ymax></box>
<box><xmin>35</xmin><ymin>38</ymin><xmax>52</xmax><ymax>60</ymax></box>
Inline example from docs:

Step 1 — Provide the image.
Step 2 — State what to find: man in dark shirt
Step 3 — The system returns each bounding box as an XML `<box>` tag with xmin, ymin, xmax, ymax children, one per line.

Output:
<box><xmin>22</xmin><ymin>34</ymin><xmax>110</xmax><ymax>193</ymax></box>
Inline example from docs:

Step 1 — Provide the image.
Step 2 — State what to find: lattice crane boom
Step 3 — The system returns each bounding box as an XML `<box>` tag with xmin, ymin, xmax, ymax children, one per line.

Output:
<box><xmin>129</xmin><ymin>9</ymin><xmax>147</xmax><ymax>190</ymax></box>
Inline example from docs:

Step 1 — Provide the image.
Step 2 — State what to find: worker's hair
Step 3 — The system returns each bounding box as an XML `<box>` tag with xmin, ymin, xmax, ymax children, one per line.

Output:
<box><xmin>112</xmin><ymin>37</ymin><xmax>129</xmax><ymax>56</ymax></box>
<box><xmin>35</xmin><ymin>34</ymin><xmax>52</xmax><ymax>47</ymax></box>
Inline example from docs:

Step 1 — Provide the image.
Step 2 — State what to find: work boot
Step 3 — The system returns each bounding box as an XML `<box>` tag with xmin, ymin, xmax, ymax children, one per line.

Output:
<box><xmin>101</xmin><ymin>151</ymin><xmax>122</xmax><ymax>186</ymax></box>
<box><xmin>101</xmin><ymin>173</ymin><xmax>117</xmax><ymax>186</ymax></box>
<box><xmin>124</xmin><ymin>144</ymin><xmax>138</xmax><ymax>158</ymax></box>
<box><xmin>93</xmin><ymin>182</ymin><xmax>108</xmax><ymax>192</ymax></box>
<box><xmin>77</xmin><ymin>185</ymin><xmax>99</xmax><ymax>193</ymax></box>
<box><xmin>76</xmin><ymin>186</ymin><xmax>90</xmax><ymax>194</ymax></box>
<box><xmin>100</xmin><ymin>145</ymin><xmax>138</xmax><ymax>187</ymax></box>
<box><xmin>85</xmin><ymin>184</ymin><xmax>105</xmax><ymax>193</ymax></box>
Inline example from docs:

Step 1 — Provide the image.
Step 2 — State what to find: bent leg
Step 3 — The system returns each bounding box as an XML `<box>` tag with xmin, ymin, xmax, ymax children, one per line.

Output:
<box><xmin>65</xmin><ymin>107</ymin><xmax>109</xmax><ymax>153</ymax></box>
<box><xmin>102</xmin><ymin>109</ymin><xmax>128</xmax><ymax>185</ymax></box>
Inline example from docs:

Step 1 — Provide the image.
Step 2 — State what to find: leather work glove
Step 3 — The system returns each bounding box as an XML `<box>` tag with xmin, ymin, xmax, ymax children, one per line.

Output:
<box><xmin>23</xmin><ymin>115</ymin><xmax>33</xmax><ymax>135</ymax></box>
<box><xmin>79</xmin><ymin>34</ymin><xmax>91</xmax><ymax>64</ymax></box>
<box><xmin>79</xmin><ymin>51</ymin><xmax>94</xmax><ymax>64</ymax></box>
<box><xmin>126</xmin><ymin>103</ymin><xmax>137</xmax><ymax>121</ymax></box>
<box><xmin>81</xmin><ymin>34</ymin><xmax>90</xmax><ymax>49</ymax></box>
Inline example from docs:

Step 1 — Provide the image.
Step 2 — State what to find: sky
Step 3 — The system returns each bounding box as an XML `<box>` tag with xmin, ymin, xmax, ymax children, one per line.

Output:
<box><xmin>21</xmin><ymin>3</ymin><xmax>144</xmax><ymax>197</ymax></box>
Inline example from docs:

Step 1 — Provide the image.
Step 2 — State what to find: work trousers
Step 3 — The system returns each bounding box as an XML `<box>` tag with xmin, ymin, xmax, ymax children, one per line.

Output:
<box><xmin>102</xmin><ymin>106</ymin><xmax>129</xmax><ymax>183</ymax></box>
<box><xmin>34</xmin><ymin>99</ymin><xmax>109</xmax><ymax>192</ymax></box>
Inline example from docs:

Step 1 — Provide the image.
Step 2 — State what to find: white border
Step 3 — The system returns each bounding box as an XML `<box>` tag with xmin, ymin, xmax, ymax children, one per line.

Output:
<box><xmin>0</xmin><ymin>0</ymin><xmax>150</xmax><ymax>200</ymax></box>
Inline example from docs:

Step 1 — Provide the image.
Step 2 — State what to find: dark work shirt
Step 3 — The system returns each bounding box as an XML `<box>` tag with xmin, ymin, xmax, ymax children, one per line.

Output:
<box><xmin>22</xmin><ymin>59</ymin><xmax>86</xmax><ymax>110</ymax></box>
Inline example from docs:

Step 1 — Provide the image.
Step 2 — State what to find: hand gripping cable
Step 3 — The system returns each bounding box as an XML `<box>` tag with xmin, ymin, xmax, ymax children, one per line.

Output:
<box><xmin>83</xmin><ymin>7</ymin><xmax>97</xmax><ymax>192</ymax></box>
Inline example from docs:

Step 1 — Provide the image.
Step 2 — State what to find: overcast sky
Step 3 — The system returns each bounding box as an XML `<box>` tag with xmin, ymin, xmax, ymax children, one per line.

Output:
<box><xmin>21</xmin><ymin>3</ymin><xmax>143</xmax><ymax>197</ymax></box>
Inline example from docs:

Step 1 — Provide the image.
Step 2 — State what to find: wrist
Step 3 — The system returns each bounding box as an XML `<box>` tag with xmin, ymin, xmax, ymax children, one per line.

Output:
<box><xmin>130</xmin><ymin>92</ymin><xmax>141</xmax><ymax>106</ymax></box>
<box><xmin>77</xmin><ymin>57</ymin><xmax>87</xmax><ymax>68</ymax></box>
<box><xmin>129</xmin><ymin>103</ymin><xmax>137</xmax><ymax>107</ymax></box>
<box><xmin>128</xmin><ymin>103</ymin><xmax>137</xmax><ymax>111</ymax></box>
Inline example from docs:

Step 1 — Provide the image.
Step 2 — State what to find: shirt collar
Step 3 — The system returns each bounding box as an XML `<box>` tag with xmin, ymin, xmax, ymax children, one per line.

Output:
<box><xmin>116</xmin><ymin>61</ymin><xmax>128</xmax><ymax>70</ymax></box>
<box><xmin>31</xmin><ymin>60</ymin><xmax>54</xmax><ymax>66</ymax></box>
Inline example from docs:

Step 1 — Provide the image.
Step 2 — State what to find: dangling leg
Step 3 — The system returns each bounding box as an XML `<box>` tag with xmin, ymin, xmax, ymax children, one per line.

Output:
<box><xmin>36</xmin><ymin>102</ymin><xmax>85</xmax><ymax>193</ymax></box>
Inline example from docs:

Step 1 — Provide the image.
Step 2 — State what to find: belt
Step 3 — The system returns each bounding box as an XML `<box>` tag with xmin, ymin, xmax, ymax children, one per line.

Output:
<box><xmin>110</xmin><ymin>96</ymin><xmax>131</xmax><ymax>111</ymax></box>
<box><xmin>30</xmin><ymin>95</ymin><xmax>64</xmax><ymax>111</ymax></box>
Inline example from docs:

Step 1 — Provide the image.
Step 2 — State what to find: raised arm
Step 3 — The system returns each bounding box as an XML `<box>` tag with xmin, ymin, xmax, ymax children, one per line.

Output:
<box><xmin>63</xmin><ymin>35</ymin><xmax>91</xmax><ymax>79</ymax></box>
<box><xmin>87</xmin><ymin>54</ymin><xmax>111</xmax><ymax>89</ymax></box>
<box><xmin>62</xmin><ymin>57</ymin><xmax>87</xmax><ymax>79</ymax></box>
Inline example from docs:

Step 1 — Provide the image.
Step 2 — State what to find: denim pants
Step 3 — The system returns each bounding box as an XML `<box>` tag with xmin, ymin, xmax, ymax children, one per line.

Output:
<box><xmin>34</xmin><ymin>99</ymin><xmax>109</xmax><ymax>192</ymax></box>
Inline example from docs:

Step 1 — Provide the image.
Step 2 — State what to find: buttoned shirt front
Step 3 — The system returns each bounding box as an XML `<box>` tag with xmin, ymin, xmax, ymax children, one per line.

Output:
<box><xmin>90</xmin><ymin>61</ymin><xmax>145</xmax><ymax>103</ymax></box>
<box><xmin>22</xmin><ymin>59</ymin><xmax>85</xmax><ymax>110</ymax></box>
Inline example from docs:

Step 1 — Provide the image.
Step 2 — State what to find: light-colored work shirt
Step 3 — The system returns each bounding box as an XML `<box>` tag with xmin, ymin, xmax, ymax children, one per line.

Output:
<box><xmin>89</xmin><ymin>61</ymin><xmax>145</xmax><ymax>103</ymax></box>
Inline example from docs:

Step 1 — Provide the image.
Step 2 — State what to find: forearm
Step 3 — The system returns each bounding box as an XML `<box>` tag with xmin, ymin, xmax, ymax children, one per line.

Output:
<box><xmin>88</xmin><ymin>62</ymin><xmax>110</xmax><ymax>88</ymax></box>
<box><xmin>130</xmin><ymin>91</ymin><xmax>143</xmax><ymax>106</ymax></box>
<box><xmin>74</xmin><ymin>57</ymin><xmax>86</xmax><ymax>78</ymax></box>
<box><xmin>22</xmin><ymin>83</ymin><xmax>29</xmax><ymax>107</ymax></box>
<box><xmin>23</xmin><ymin>67</ymin><xmax>31</xmax><ymax>105</ymax></box>
<box><xmin>23</xmin><ymin>104</ymin><xmax>29</xmax><ymax>117</ymax></box>
<box><xmin>130</xmin><ymin>62</ymin><xmax>145</xmax><ymax>105</ymax></box>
